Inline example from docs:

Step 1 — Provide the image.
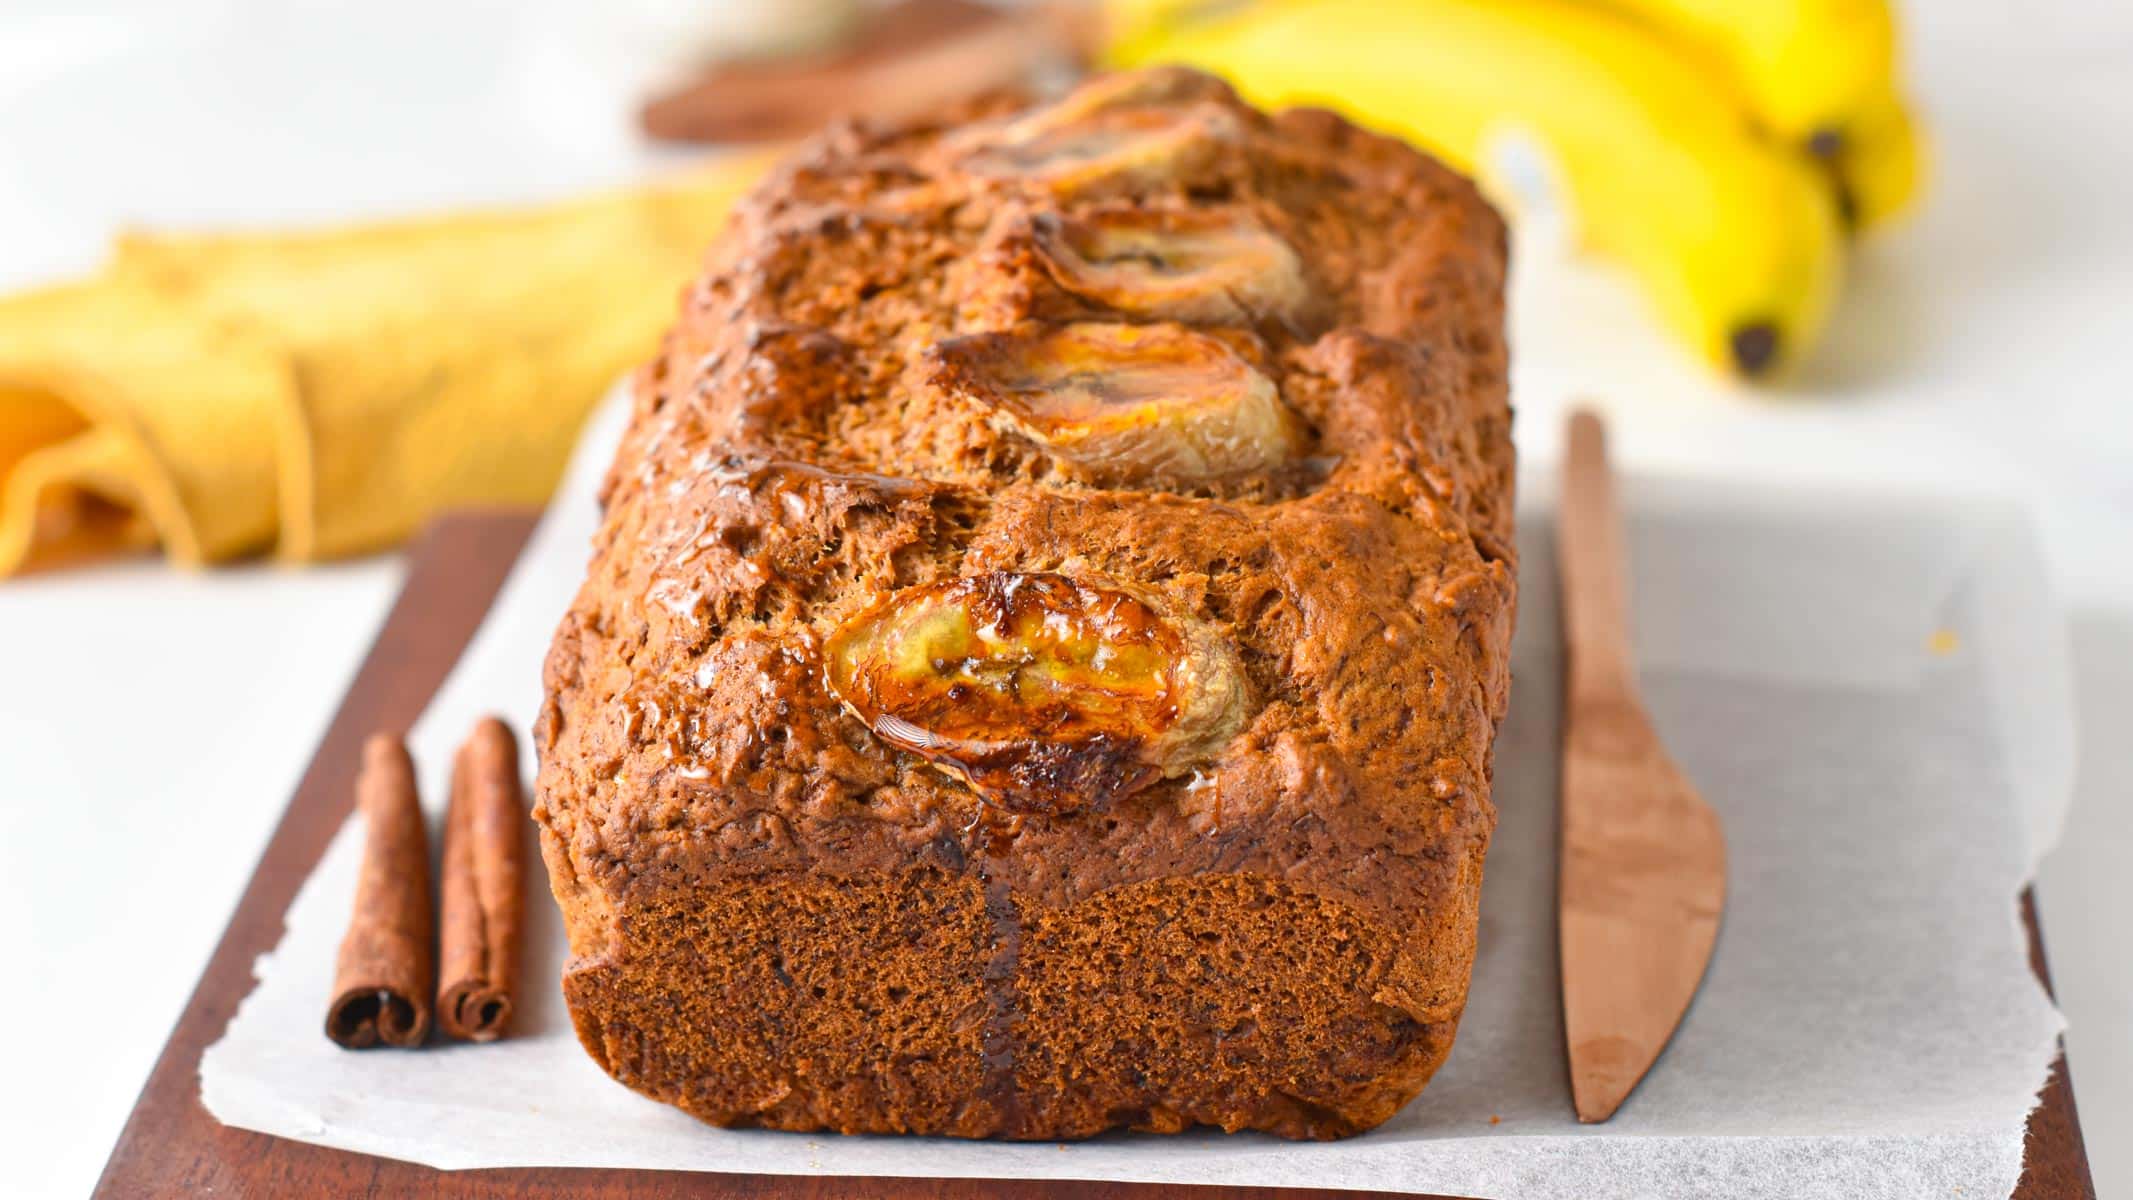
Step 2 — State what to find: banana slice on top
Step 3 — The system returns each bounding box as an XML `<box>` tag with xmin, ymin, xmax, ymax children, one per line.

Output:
<box><xmin>1029</xmin><ymin>207</ymin><xmax>1311</xmax><ymax>324</ymax></box>
<box><xmin>952</xmin><ymin>69</ymin><xmax>1244</xmax><ymax>197</ymax></box>
<box><xmin>823</xmin><ymin>571</ymin><xmax>1247</xmax><ymax>814</ymax></box>
<box><xmin>931</xmin><ymin>322</ymin><xmax>1301</xmax><ymax>484</ymax></box>
<box><xmin>959</xmin><ymin>105</ymin><xmax>1244</xmax><ymax>197</ymax></box>
<box><xmin>1008</xmin><ymin>65</ymin><xmax>1240</xmax><ymax>134</ymax></box>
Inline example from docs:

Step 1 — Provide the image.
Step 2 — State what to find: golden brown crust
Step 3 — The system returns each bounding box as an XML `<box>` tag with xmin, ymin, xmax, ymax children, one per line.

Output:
<box><xmin>534</xmin><ymin>67</ymin><xmax>1515</xmax><ymax>1141</ymax></box>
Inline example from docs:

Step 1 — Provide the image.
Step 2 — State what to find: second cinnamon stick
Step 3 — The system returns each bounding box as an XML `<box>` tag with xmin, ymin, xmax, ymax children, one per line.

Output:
<box><xmin>437</xmin><ymin>716</ymin><xmax>527</xmax><ymax>1041</ymax></box>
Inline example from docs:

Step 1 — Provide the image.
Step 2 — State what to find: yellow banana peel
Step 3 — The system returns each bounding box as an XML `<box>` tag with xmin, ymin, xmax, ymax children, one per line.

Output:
<box><xmin>1818</xmin><ymin>82</ymin><xmax>1927</xmax><ymax>230</ymax></box>
<box><xmin>1581</xmin><ymin>0</ymin><xmax>1925</xmax><ymax>229</ymax></box>
<box><xmin>1590</xmin><ymin>0</ymin><xmax>1893</xmax><ymax>142</ymax></box>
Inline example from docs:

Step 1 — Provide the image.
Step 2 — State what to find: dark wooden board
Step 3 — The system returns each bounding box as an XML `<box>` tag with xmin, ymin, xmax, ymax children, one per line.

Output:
<box><xmin>94</xmin><ymin>511</ymin><xmax>2097</xmax><ymax>1199</ymax></box>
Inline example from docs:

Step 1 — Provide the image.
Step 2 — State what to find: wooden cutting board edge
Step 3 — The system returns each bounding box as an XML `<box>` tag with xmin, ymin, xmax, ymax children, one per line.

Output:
<box><xmin>90</xmin><ymin>510</ymin><xmax>2098</xmax><ymax>1199</ymax></box>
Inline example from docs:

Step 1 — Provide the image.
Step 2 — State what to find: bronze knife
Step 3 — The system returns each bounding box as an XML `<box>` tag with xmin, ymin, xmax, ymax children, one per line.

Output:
<box><xmin>1556</xmin><ymin>409</ymin><xmax>1728</xmax><ymax>1123</ymax></box>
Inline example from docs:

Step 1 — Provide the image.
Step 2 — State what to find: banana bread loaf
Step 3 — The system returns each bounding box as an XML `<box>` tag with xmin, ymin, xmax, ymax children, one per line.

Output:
<box><xmin>533</xmin><ymin>66</ymin><xmax>1515</xmax><ymax>1141</ymax></box>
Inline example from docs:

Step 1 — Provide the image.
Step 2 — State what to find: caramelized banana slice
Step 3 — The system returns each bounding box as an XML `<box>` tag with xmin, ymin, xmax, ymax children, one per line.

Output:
<box><xmin>824</xmin><ymin>572</ymin><xmax>1246</xmax><ymax>813</ymax></box>
<box><xmin>1030</xmin><ymin>207</ymin><xmax>1311</xmax><ymax>324</ymax></box>
<box><xmin>931</xmin><ymin>322</ymin><xmax>1300</xmax><ymax>484</ymax></box>
<box><xmin>950</xmin><ymin>67</ymin><xmax>1243</xmax><ymax>198</ymax></box>
<box><xmin>960</xmin><ymin>105</ymin><xmax>1243</xmax><ymax>197</ymax></box>
<box><xmin>1006</xmin><ymin>66</ymin><xmax>1240</xmax><ymax>137</ymax></box>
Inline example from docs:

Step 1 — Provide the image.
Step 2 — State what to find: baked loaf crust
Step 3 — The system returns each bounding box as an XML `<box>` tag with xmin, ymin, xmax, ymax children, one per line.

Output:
<box><xmin>534</xmin><ymin>67</ymin><xmax>1515</xmax><ymax>1141</ymax></box>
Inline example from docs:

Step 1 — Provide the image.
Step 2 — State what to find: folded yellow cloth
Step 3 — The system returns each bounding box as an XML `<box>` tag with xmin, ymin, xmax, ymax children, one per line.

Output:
<box><xmin>0</xmin><ymin>153</ymin><xmax>775</xmax><ymax>576</ymax></box>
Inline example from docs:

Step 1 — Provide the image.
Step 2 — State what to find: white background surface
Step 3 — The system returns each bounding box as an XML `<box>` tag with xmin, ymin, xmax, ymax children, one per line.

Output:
<box><xmin>0</xmin><ymin>1</ymin><xmax>2128</xmax><ymax>1197</ymax></box>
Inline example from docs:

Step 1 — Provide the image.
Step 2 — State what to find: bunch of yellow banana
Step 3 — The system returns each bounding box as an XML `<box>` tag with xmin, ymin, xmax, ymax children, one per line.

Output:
<box><xmin>1101</xmin><ymin>0</ymin><xmax>1927</xmax><ymax>380</ymax></box>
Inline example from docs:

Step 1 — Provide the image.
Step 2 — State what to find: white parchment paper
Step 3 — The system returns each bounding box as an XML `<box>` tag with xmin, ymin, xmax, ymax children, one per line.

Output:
<box><xmin>201</xmin><ymin>393</ymin><xmax>2073</xmax><ymax>1199</ymax></box>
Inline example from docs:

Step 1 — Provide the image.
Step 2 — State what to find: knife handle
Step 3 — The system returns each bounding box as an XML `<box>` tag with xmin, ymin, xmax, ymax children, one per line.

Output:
<box><xmin>1559</xmin><ymin>409</ymin><xmax>1638</xmax><ymax>706</ymax></box>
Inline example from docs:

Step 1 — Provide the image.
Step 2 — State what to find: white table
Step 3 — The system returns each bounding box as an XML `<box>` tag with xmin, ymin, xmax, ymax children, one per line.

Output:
<box><xmin>0</xmin><ymin>3</ymin><xmax>2126</xmax><ymax>1197</ymax></box>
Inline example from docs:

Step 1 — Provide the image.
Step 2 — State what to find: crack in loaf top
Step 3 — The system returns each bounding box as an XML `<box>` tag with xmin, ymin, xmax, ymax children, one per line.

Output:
<box><xmin>543</xmin><ymin>67</ymin><xmax>1515</xmax><ymax>912</ymax></box>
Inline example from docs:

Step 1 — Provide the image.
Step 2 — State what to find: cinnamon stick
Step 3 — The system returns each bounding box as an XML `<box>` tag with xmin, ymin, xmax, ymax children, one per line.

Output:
<box><xmin>639</xmin><ymin>0</ymin><xmax>1086</xmax><ymax>144</ymax></box>
<box><xmin>436</xmin><ymin>716</ymin><xmax>527</xmax><ymax>1042</ymax></box>
<box><xmin>326</xmin><ymin>735</ymin><xmax>434</xmax><ymax>1048</ymax></box>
